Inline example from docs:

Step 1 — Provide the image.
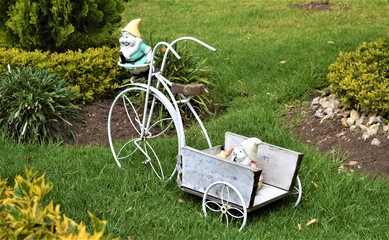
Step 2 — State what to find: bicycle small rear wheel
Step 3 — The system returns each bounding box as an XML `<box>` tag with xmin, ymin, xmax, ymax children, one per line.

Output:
<box><xmin>107</xmin><ymin>84</ymin><xmax>184</xmax><ymax>180</ymax></box>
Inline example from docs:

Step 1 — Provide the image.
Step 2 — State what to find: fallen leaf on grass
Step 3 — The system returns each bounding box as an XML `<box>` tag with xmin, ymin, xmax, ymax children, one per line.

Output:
<box><xmin>178</xmin><ymin>198</ymin><xmax>184</xmax><ymax>203</ymax></box>
<box><xmin>306</xmin><ymin>219</ymin><xmax>320</xmax><ymax>226</ymax></box>
<box><xmin>297</xmin><ymin>223</ymin><xmax>302</xmax><ymax>231</ymax></box>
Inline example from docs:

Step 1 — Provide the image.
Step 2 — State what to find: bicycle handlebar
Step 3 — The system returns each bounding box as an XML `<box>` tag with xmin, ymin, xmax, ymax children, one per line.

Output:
<box><xmin>160</xmin><ymin>36</ymin><xmax>216</xmax><ymax>73</ymax></box>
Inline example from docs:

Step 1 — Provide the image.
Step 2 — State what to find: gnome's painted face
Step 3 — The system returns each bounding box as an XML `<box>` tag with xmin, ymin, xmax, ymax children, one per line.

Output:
<box><xmin>119</xmin><ymin>31</ymin><xmax>143</xmax><ymax>59</ymax></box>
<box><xmin>119</xmin><ymin>32</ymin><xmax>136</xmax><ymax>47</ymax></box>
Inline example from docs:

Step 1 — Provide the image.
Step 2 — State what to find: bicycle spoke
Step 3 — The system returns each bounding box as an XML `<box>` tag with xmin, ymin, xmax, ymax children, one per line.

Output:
<box><xmin>116</xmin><ymin>138</ymin><xmax>140</xmax><ymax>160</ymax></box>
<box><xmin>144</xmin><ymin>140</ymin><xmax>165</xmax><ymax>180</ymax></box>
<box><xmin>147</xmin><ymin>117</ymin><xmax>174</xmax><ymax>138</ymax></box>
<box><xmin>220</xmin><ymin>185</ymin><xmax>230</xmax><ymax>206</ymax></box>
<box><xmin>122</xmin><ymin>94</ymin><xmax>142</xmax><ymax>135</ymax></box>
<box><xmin>227</xmin><ymin>206</ymin><xmax>245</xmax><ymax>219</ymax></box>
<box><xmin>205</xmin><ymin>200</ymin><xmax>222</xmax><ymax>212</ymax></box>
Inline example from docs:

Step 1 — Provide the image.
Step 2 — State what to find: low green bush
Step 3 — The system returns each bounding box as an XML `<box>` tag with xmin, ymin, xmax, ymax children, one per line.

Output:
<box><xmin>0</xmin><ymin>168</ymin><xmax>108</xmax><ymax>239</ymax></box>
<box><xmin>153</xmin><ymin>43</ymin><xmax>214</xmax><ymax>119</ymax></box>
<box><xmin>0</xmin><ymin>67</ymin><xmax>82</xmax><ymax>143</ymax></box>
<box><xmin>327</xmin><ymin>38</ymin><xmax>389</xmax><ymax>116</ymax></box>
<box><xmin>0</xmin><ymin>47</ymin><xmax>127</xmax><ymax>103</ymax></box>
<box><xmin>0</xmin><ymin>0</ymin><xmax>124</xmax><ymax>52</ymax></box>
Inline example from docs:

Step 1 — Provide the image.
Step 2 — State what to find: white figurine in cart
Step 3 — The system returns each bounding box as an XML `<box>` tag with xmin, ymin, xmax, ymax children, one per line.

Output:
<box><xmin>232</xmin><ymin>138</ymin><xmax>262</xmax><ymax>167</ymax></box>
<box><xmin>119</xmin><ymin>18</ymin><xmax>152</xmax><ymax>76</ymax></box>
<box><xmin>232</xmin><ymin>137</ymin><xmax>264</xmax><ymax>191</ymax></box>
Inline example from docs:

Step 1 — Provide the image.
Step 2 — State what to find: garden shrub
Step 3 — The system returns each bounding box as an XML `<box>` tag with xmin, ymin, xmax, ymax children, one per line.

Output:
<box><xmin>153</xmin><ymin>43</ymin><xmax>215</xmax><ymax>119</ymax></box>
<box><xmin>0</xmin><ymin>168</ymin><xmax>108</xmax><ymax>239</ymax></box>
<box><xmin>0</xmin><ymin>0</ymin><xmax>124</xmax><ymax>52</ymax></box>
<box><xmin>327</xmin><ymin>37</ymin><xmax>389</xmax><ymax>117</ymax></box>
<box><xmin>0</xmin><ymin>67</ymin><xmax>82</xmax><ymax>143</ymax></box>
<box><xmin>0</xmin><ymin>47</ymin><xmax>127</xmax><ymax>103</ymax></box>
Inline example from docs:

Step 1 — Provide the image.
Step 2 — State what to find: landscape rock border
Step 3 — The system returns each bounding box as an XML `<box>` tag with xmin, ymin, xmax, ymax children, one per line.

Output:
<box><xmin>311</xmin><ymin>93</ymin><xmax>389</xmax><ymax>146</ymax></box>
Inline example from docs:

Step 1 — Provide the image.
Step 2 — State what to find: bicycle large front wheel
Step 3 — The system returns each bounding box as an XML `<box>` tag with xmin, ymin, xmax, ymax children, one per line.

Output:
<box><xmin>107</xmin><ymin>84</ymin><xmax>185</xmax><ymax>180</ymax></box>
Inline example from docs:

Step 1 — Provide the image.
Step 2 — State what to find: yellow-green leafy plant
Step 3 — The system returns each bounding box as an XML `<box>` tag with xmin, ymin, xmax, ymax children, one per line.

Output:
<box><xmin>327</xmin><ymin>38</ymin><xmax>389</xmax><ymax>117</ymax></box>
<box><xmin>0</xmin><ymin>47</ymin><xmax>127</xmax><ymax>103</ymax></box>
<box><xmin>0</xmin><ymin>168</ymin><xmax>108</xmax><ymax>239</ymax></box>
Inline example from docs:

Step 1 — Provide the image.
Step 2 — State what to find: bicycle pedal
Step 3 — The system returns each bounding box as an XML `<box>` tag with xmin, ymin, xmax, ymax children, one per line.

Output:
<box><xmin>171</xmin><ymin>83</ymin><xmax>205</xmax><ymax>96</ymax></box>
<box><xmin>142</xmin><ymin>159</ymin><xmax>151</xmax><ymax>165</ymax></box>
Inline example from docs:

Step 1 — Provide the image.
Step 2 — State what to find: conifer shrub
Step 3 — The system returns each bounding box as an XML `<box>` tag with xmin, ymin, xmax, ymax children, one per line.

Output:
<box><xmin>0</xmin><ymin>0</ymin><xmax>124</xmax><ymax>52</ymax></box>
<box><xmin>0</xmin><ymin>168</ymin><xmax>108</xmax><ymax>239</ymax></box>
<box><xmin>0</xmin><ymin>67</ymin><xmax>82</xmax><ymax>143</ymax></box>
<box><xmin>327</xmin><ymin>38</ymin><xmax>389</xmax><ymax>117</ymax></box>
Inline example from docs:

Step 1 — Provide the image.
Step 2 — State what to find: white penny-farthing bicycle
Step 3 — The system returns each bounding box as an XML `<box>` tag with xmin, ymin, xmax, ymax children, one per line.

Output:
<box><xmin>107</xmin><ymin>37</ymin><xmax>216</xmax><ymax>181</ymax></box>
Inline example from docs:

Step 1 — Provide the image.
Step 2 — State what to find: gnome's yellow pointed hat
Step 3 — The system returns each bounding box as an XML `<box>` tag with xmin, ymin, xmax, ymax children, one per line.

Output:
<box><xmin>121</xmin><ymin>18</ymin><xmax>142</xmax><ymax>37</ymax></box>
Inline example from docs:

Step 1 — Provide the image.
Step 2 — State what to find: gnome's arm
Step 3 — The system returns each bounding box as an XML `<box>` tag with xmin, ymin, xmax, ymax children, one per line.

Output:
<box><xmin>140</xmin><ymin>43</ymin><xmax>152</xmax><ymax>63</ymax></box>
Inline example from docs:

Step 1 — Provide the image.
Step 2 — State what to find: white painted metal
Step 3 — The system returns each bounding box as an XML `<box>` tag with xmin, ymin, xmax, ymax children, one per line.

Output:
<box><xmin>293</xmin><ymin>175</ymin><xmax>302</xmax><ymax>207</ymax></box>
<box><xmin>224</xmin><ymin>132</ymin><xmax>303</xmax><ymax>191</ymax></box>
<box><xmin>110</xmin><ymin>37</ymin><xmax>217</xmax><ymax>180</ymax></box>
<box><xmin>181</xmin><ymin>146</ymin><xmax>261</xmax><ymax>207</ymax></box>
<box><xmin>180</xmin><ymin>132</ymin><xmax>303</xmax><ymax>213</ymax></box>
<box><xmin>107</xmin><ymin>84</ymin><xmax>184</xmax><ymax>180</ymax></box>
<box><xmin>202</xmin><ymin>181</ymin><xmax>247</xmax><ymax>231</ymax></box>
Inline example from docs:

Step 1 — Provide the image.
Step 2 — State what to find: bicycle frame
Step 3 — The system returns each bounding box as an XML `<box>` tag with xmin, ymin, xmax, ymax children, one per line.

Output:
<box><xmin>140</xmin><ymin>37</ymin><xmax>216</xmax><ymax>149</ymax></box>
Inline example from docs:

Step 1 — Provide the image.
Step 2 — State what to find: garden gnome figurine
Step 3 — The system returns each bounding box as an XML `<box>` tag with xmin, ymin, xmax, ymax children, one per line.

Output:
<box><xmin>231</xmin><ymin>137</ymin><xmax>264</xmax><ymax>191</ymax></box>
<box><xmin>232</xmin><ymin>138</ymin><xmax>262</xmax><ymax>166</ymax></box>
<box><xmin>119</xmin><ymin>18</ymin><xmax>152</xmax><ymax>75</ymax></box>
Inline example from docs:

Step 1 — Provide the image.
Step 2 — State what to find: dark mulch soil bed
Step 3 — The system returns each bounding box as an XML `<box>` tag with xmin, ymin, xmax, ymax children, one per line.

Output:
<box><xmin>67</xmin><ymin>97</ymin><xmax>389</xmax><ymax>179</ymax></box>
<box><xmin>285</xmin><ymin>101</ymin><xmax>389</xmax><ymax>178</ymax></box>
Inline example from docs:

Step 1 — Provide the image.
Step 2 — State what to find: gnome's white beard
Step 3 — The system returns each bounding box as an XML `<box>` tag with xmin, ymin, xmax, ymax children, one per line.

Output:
<box><xmin>121</xmin><ymin>37</ymin><xmax>143</xmax><ymax>59</ymax></box>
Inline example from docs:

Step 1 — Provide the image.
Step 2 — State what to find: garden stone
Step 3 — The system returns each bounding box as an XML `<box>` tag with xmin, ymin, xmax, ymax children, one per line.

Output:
<box><xmin>363</xmin><ymin>123</ymin><xmax>380</xmax><ymax>140</ymax></box>
<box><xmin>383</xmin><ymin>125</ymin><xmax>389</xmax><ymax>133</ymax></box>
<box><xmin>355</xmin><ymin>115</ymin><xmax>365</xmax><ymax>127</ymax></box>
<box><xmin>336</xmin><ymin>131</ymin><xmax>346</xmax><ymax>138</ymax></box>
<box><xmin>320</xmin><ymin>115</ymin><xmax>331</xmax><ymax>124</ymax></box>
<box><xmin>342</xmin><ymin>110</ymin><xmax>350</xmax><ymax>118</ymax></box>
<box><xmin>349</xmin><ymin>110</ymin><xmax>360</xmax><ymax>121</ymax></box>
<box><xmin>319</xmin><ymin>98</ymin><xmax>330</xmax><ymax>108</ymax></box>
<box><xmin>367</xmin><ymin>115</ymin><xmax>377</xmax><ymax>125</ymax></box>
<box><xmin>311</xmin><ymin>97</ymin><xmax>320</xmax><ymax>107</ymax></box>
<box><xmin>341</xmin><ymin>118</ymin><xmax>349</xmax><ymax>128</ymax></box>
<box><xmin>346</xmin><ymin>118</ymin><xmax>355</xmax><ymax>126</ymax></box>
<box><xmin>369</xmin><ymin>123</ymin><xmax>380</xmax><ymax>135</ymax></box>
<box><xmin>314</xmin><ymin>111</ymin><xmax>324</xmax><ymax>118</ymax></box>
<box><xmin>328</xmin><ymin>98</ymin><xmax>340</xmax><ymax>109</ymax></box>
<box><xmin>323</xmin><ymin>107</ymin><xmax>334</xmax><ymax>118</ymax></box>
<box><xmin>371</xmin><ymin>138</ymin><xmax>381</xmax><ymax>146</ymax></box>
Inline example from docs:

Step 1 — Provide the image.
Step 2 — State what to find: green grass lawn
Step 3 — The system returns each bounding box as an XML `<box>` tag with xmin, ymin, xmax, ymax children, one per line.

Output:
<box><xmin>1</xmin><ymin>0</ymin><xmax>389</xmax><ymax>239</ymax></box>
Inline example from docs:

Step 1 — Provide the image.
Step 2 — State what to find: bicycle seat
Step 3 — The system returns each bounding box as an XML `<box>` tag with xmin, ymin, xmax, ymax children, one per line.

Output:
<box><xmin>171</xmin><ymin>83</ymin><xmax>206</xmax><ymax>96</ymax></box>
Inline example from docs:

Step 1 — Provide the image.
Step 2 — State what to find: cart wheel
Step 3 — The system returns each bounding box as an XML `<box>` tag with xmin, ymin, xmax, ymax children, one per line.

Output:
<box><xmin>292</xmin><ymin>175</ymin><xmax>302</xmax><ymax>207</ymax></box>
<box><xmin>108</xmin><ymin>84</ymin><xmax>185</xmax><ymax>180</ymax></box>
<box><xmin>202</xmin><ymin>181</ymin><xmax>247</xmax><ymax>231</ymax></box>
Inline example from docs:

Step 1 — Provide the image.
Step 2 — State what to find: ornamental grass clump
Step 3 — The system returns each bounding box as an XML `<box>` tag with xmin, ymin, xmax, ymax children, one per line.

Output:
<box><xmin>154</xmin><ymin>43</ymin><xmax>214</xmax><ymax>119</ymax></box>
<box><xmin>327</xmin><ymin>38</ymin><xmax>389</xmax><ymax>117</ymax></box>
<box><xmin>0</xmin><ymin>66</ymin><xmax>82</xmax><ymax>143</ymax></box>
